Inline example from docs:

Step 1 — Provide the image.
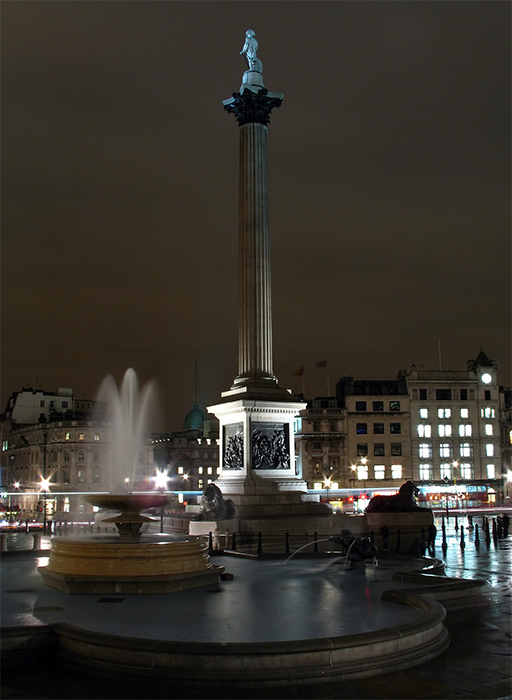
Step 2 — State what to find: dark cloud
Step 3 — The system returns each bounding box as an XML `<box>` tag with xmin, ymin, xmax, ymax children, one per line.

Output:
<box><xmin>2</xmin><ymin>1</ymin><xmax>510</xmax><ymax>430</ymax></box>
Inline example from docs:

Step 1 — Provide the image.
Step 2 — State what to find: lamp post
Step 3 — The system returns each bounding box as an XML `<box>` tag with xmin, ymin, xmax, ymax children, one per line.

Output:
<box><xmin>153</xmin><ymin>468</ymin><xmax>170</xmax><ymax>534</ymax></box>
<box><xmin>42</xmin><ymin>429</ymin><xmax>47</xmax><ymax>534</ymax></box>
<box><xmin>323</xmin><ymin>476</ymin><xmax>332</xmax><ymax>503</ymax></box>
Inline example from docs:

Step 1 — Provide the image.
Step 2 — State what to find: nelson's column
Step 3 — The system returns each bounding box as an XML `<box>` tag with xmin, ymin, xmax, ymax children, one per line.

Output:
<box><xmin>199</xmin><ymin>31</ymin><xmax>331</xmax><ymax>527</ymax></box>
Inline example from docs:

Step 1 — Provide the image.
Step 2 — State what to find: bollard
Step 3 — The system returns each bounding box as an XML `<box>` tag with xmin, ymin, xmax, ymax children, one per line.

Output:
<box><xmin>285</xmin><ymin>532</ymin><xmax>290</xmax><ymax>554</ymax></box>
<box><xmin>33</xmin><ymin>533</ymin><xmax>42</xmax><ymax>550</ymax></box>
<box><xmin>460</xmin><ymin>526</ymin><xmax>465</xmax><ymax>549</ymax></box>
<box><xmin>1</xmin><ymin>534</ymin><xmax>7</xmax><ymax>552</ymax></box>
<box><xmin>257</xmin><ymin>532</ymin><xmax>262</xmax><ymax>555</ymax></box>
<box><xmin>455</xmin><ymin>516</ymin><xmax>458</xmax><ymax>531</ymax></box>
<box><xmin>231</xmin><ymin>532</ymin><xmax>237</xmax><ymax>551</ymax></box>
<box><xmin>208</xmin><ymin>532</ymin><xmax>213</xmax><ymax>550</ymax></box>
<box><xmin>474</xmin><ymin>523</ymin><xmax>480</xmax><ymax>546</ymax></box>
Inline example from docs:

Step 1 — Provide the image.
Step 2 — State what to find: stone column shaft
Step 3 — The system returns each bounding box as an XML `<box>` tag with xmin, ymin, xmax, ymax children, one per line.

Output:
<box><xmin>237</xmin><ymin>123</ymin><xmax>274</xmax><ymax>382</ymax></box>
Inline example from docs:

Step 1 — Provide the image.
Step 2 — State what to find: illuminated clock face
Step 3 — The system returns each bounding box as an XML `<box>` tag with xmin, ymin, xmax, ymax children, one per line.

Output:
<box><xmin>481</xmin><ymin>372</ymin><xmax>492</xmax><ymax>384</ymax></box>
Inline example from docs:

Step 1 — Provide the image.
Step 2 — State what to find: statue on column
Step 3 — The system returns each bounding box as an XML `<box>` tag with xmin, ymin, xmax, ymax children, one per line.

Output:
<box><xmin>240</xmin><ymin>29</ymin><xmax>263</xmax><ymax>73</ymax></box>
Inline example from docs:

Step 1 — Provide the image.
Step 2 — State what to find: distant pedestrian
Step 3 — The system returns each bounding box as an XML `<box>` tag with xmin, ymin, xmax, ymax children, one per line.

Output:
<box><xmin>503</xmin><ymin>514</ymin><xmax>510</xmax><ymax>537</ymax></box>
<box><xmin>427</xmin><ymin>523</ymin><xmax>437</xmax><ymax>554</ymax></box>
<box><xmin>380</xmin><ymin>525</ymin><xmax>389</xmax><ymax>551</ymax></box>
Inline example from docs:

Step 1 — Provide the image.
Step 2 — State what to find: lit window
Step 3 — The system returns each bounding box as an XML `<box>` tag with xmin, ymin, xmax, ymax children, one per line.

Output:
<box><xmin>65</xmin><ymin>432</ymin><xmax>70</xmax><ymax>441</ymax></box>
<box><xmin>356</xmin><ymin>423</ymin><xmax>367</xmax><ymax>434</ymax></box>
<box><xmin>391</xmin><ymin>443</ymin><xmax>402</xmax><ymax>456</ymax></box>
<box><xmin>438</xmin><ymin>424</ymin><xmax>452</xmax><ymax>437</ymax></box>
<box><xmin>419</xmin><ymin>443</ymin><xmax>432</xmax><ymax>459</ymax></box>
<box><xmin>459</xmin><ymin>424</ymin><xmax>472</xmax><ymax>437</ymax></box>
<box><xmin>63</xmin><ymin>468</ymin><xmax>70</xmax><ymax>485</ymax></box>
<box><xmin>178</xmin><ymin>466</ymin><xmax>184</xmax><ymax>474</ymax></box>
<box><xmin>313</xmin><ymin>482</ymin><xmax>322</xmax><ymax>490</ymax></box>
<box><xmin>440</xmin><ymin>463</ymin><xmax>451</xmax><ymax>479</ymax></box>
<box><xmin>79</xmin><ymin>433</ymin><xmax>85</xmax><ymax>440</ymax></box>
<box><xmin>419</xmin><ymin>463</ymin><xmax>432</xmax><ymax>480</ymax></box>
<box><xmin>419</xmin><ymin>408</ymin><xmax>428</xmax><ymax>419</ymax></box>
<box><xmin>485</xmin><ymin>443</ymin><xmax>494</xmax><ymax>457</ymax></box>
<box><xmin>357</xmin><ymin>464</ymin><xmax>368</xmax><ymax>480</ymax></box>
<box><xmin>63</xmin><ymin>497</ymin><xmax>70</xmax><ymax>513</ymax></box>
<box><xmin>77</xmin><ymin>469</ymin><xmax>85</xmax><ymax>484</ymax></box>
<box><xmin>460</xmin><ymin>463</ymin><xmax>472</xmax><ymax>479</ymax></box>
<box><xmin>485</xmin><ymin>424</ymin><xmax>493</xmax><ymax>436</ymax></box>
<box><xmin>198</xmin><ymin>467</ymin><xmax>203</xmax><ymax>474</ymax></box>
<box><xmin>509</xmin><ymin>429</ymin><xmax>512</xmax><ymax>446</ymax></box>
<box><xmin>418</xmin><ymin>424</ymin><xmax>431</xmax><ymax>438</ymax></box>
<box><xmin>207</xmin><ymin>467</ymin><xmax>213</xmax><ymax>475</ymax></box>
<box><xmin>94</xmin><ymin>433</ymin><xmax>100</xmax><ymax>441</ymax></box>
<box><xmin>481</xmin><ymin>407</ymin><xmax>495</xmax><ymax>418</ymax></box>
<box><xmin>389</xmin><ymin>401</ymin><xmax>400</xmax><ymax>411</ymax></box>
<box><xmin>438</xmin><ymin>408</ymin><xmax>451</xmax><ymax>419</ymax></box>
<box><xmin>391</xmin><ymin>464</ymin><xmax>402</xmax><ymax>479</ymax></box>
<box><xmin>486</xmin><ymin>464</ymin><xmax>495</xmax><ymax>479</ymax></box>
<box><xmin>439</xmin><ymin>443</ymin><xmax>451</xmax><ymax>458</ymax></box>
<box><xmin>374</xmin><ymin>465</ymin><xmax>385</xmax><ymax>479</ymax></box>
<box><xmin>459</xmin><ymin>443</ymin><xmax>472</xmax><ymax>457</ymax></box>
<box><xmin>460</xmin><ymin>408</ymin><xmax>469</xmax><ymax>418</ymax></box>
<box><xmin>216</xmin><ymin>467</ymin><xmax>221</xmax><ymax>474</ymax></box>
<box><xmin>198</xmin><ymin>479</ymin><xmax>204</xmax><ymax>489</ymax></box>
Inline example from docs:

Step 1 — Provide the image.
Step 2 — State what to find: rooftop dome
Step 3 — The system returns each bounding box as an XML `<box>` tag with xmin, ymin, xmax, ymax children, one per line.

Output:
<box><xmin>184</xmin><ymin>404</ymin><xmax>207</xmax><ymax>431</ymax></box>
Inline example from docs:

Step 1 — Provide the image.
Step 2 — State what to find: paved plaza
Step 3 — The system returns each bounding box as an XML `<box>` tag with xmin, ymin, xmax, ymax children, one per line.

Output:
<box><xmin>1</xmin><ymin>512</ymin><xmax>511</xmax><ymax>699</ymax></box>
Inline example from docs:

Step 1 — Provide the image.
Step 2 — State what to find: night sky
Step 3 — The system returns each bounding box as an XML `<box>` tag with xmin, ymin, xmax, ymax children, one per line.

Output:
<box><xmin>2</xmin><ymin>1</ymin><xmax>510</xmax><ymax>431</ymax></box>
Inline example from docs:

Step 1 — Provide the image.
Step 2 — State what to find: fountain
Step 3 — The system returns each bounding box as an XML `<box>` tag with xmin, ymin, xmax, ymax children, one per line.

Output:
<box><xmin>38</xmin><ymin>369</ymin><xmax>223</xmax><ymax>593</ymax></box>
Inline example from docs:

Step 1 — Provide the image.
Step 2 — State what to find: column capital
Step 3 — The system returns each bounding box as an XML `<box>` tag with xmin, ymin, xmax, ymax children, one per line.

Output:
<box><xmin>223</xmin><ymin>87</ymin><xmax>283</xmax><ymax>127</ymax></box>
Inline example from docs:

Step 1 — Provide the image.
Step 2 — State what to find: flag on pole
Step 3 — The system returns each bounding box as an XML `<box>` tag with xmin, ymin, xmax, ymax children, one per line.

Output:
<box><xmin>294</xmin><ymin>366</ymin><xmax>304</xmax><ymax>376</ymax></box>
<box><xmin>315</xmin><ymin>360</ymin><xmax>327</xmax><ymax>368</ymax></box>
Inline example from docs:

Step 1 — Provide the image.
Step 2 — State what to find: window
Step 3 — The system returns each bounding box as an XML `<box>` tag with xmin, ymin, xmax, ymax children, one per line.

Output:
<box><xmin>485</xmin><ymin>424</ymin><xmax>493</xmax><ymax>436</ymax></box>
<box><xmin>485</xmin><ymin>443</ymin><xmax>494</xmax><ymax>457</ymax></box>
<box><xmin>460</xmin><ymin>463</ymin><xmax>472</xmax><ymax>479</ymax></box>
<box><xmin>484</xmin><ymin>390</ymin><xmax>491</xmax><ymax>400</ymax></box>
<box><xmin>373</xmin><ymin>401</ymin><xmax>383</xmax><ymax>411</ymax></box>
<box><xmin>391</xmin><ymin>464</ymin><xmax>402</xmax><ymax>479</ymax></box>
<box><xmin>356</xmin><ymin>423</ymin><xmax>367</xmax><ymax>434</ymax></box>
<box><xmin>329</xmin><ymin>421</ymin><xmax>337</xmax><ymax>432</ymax></box>
<box><xmin>459</xmin><ymin>443</ymin><xmax>472</xmax><ymax>457</ymax></box>
<box><xmin>198</xmin><ymin>479</ymin><xmax>204</xmax><ymax>489</ymax></box>
<box><xmin>390</xmin><ymin>423</ymin><xmax>401</xmax><ymax>434</ymax></box>
<box><xmin>357</xmin><ymin>464</ymin><xmax>368</xmax><ymax>480</ymax></box>
<box><xmin>487</xmin><ymin>463</ymin><xmax>495</xmax><ymax>479</ymax></box>
<box><xmin>389</xmin><ymin>401</ymin><xmax>400</xmax><ymax>411</ymax></box>
<box><xmin>373</xmin><ymin>423</ymin><xmax>384</xmax><ymax>434</ymax></box>
<box><xmin>419</xmin><ymin>408</ymin><xmax>428</xmax><ymax>419</ymax></box>
<box><xmin>93</xmin><ymin>451</ymin><xmax>99</xmax><ymax>461</ymax></box>
<box><xmin>64</xmin><ymin>452</ymin><xmax>70</xmax><ymax>462</ymax></box>
<box><xmin>438</xmin><ymin>424</ymin><xmax>452</xmax><ymax>437</ymax></box>
<box><xmin>481</xmin><ymin>407</ymin><xmax>495</xmax><ymax>418</ymax></box>
<box><xmin>78</xmin><ymin>452</ymin><xmax>84</xmax><ymax>462</ymax></box>
<box><xmin>93</xmin><ymin>471</ymin><xmax>100</xmax><ymax>485</ymax></box>
<box><xmin>436</xmin><ymin>389</ymin><xmax>452</xmax><ymax>400</ymax></box>
<box><xmin>460</xmin><ymin>408</ymin><xmax>469</xmax><ymax>418</ymax></box>
<box><xmin>355</xmin><ymin>401</ymin><xmax>367</xmax><ymax>411</ymax></box>
<box><xmin>65</xmin><ymin>432</ymin><xmax>70</xmax><ymax>441</ymax></box>
<box><xmin>62</xmin><ymin>401</ymin><xmax>68</xmax><ymax>409</ymax></box>
<box><xmin>459</xmin><ymin>424</ymin><xmax>472</xmax><ymax>437</ymax></box>
<box><xmin>419</xmin><ymin>463</ymin><xmax>432</xmax><ymax>480</ymax></box>
<box><xmin>313</xmin><ymin>482</ymin><xmax>323</xmax><ymax>490</ymax></box>
<box><xmin>94</xmin><ymin>433</ymin><xmax>100</xmax><ymax>441</ymax></box>
<box><xmin>356</xmin><ymin>443</ymin><xmax>368</xmax><ymax>457</ymax></box>
<box><xmin>418</xmin><ymin>424</ymin><xmax>431</xmax><ymax>438</ymax></box>
<box><xmin>438</xmin><ymin>408</ymin><xmax>451</xmax><ymax>419</ymax></box>
<box><xmin>313</xmin><ymin>421</ymin><xmax>320</xmax><ymax>431</ymax></box>
<box><xmin>77</xmin><ymin>469</ymin><xmax>86</xmax><ymax>484</ymax></box>
<box><xmin>79</xmin><ymin>433</ymin><xmax>85</xmax><ymax>441</ymax></box>
<box><xmin>313</xmin><ymin>442</ymin><xmax>321</xmax><ymax>450</ymax></box>
<box><xmin>178</xmin><ymin>466</ymin><xmax>184</xmax><ymax>474</ymax></box>
<box><xmin>374</xmin><ymin>443</ymin><xmax>385</xmax><ymax>456</ymax></box>
<box><xmin>440</xmin><ymin>463</ymin><xmax>451</xmax><ymax>479</ymax></box>
<box><xmin>439</xmin><ymin>443</ymin><xmax>451</xmax><ymax>458</ymax></box>
<box><xmin>419</xmin><ymin>389</ymin><xmax>427</xmax><ymax>400</ymax></box>
<box><xmin>509</xmin><ymin>429</ymin><xmax>512</xmax><ymax>446</ymax></box>
<box><xmin>40</xmin><ymin>400</ymin><xmax>45</xmax><ymax>407</ymax></box>
<box><xmin>419</xmin><ymin>443</ymin><xmax>432</xmax><ymax>459</ymax></box>
<box><xmin>391</xmin><ymin>443</ymin><xmax>402</xmax><ymax>456</ymax></box>
<box><xmin>460</xmin><ymin>389</ymin><xmax>468</xmax><ymax>400</ymax></box>
<box><xmin>63</xmin><ymin>468</ymin><xmax>70</xmax><ymax>485</ymax></box>
<box><xmin>374</xmin><ymin>465</ymin><xmax>385</xmax><ymax>479</ymax></box>
<box><xmin>198</xmin><ymin>467</ymin><xmax>203</xmax><ymax>474</ymax></box>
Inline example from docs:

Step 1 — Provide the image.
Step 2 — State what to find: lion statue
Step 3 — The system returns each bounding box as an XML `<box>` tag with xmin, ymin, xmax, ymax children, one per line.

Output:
<box><xmin>194</xmin><ymin>483</ymin><xmax>236</xmax><ymax>521</ymax></box>
<box><xmin>365</xmin><ymin>480</ymin><xmax>426</xmax><ymax>514</ymax></box>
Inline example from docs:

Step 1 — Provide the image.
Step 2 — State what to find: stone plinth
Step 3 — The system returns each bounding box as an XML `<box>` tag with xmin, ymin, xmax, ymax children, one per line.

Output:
<box><xmin>366</xmin><ymin>510</ymin><xmax>434</xmax><ymax>552</ymax></box>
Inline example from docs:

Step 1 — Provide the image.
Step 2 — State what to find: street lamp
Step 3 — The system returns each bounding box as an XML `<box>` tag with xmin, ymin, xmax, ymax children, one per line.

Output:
<box><xmin>39</xmin><ymin>476</ymin><xmax>51</xmax><ymax>535</ymax></box>
<box><xmin>323</xmin><ymin>476</ymin><xmax>332</xmax><ymax>502</ymax></box>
